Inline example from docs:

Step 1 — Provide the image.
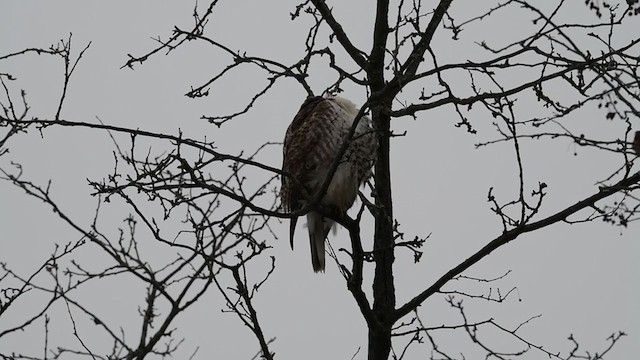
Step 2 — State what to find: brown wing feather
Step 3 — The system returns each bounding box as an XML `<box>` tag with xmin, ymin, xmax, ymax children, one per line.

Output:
<box><xmin>281</xmin><ymin>96</ymin><xmax>335</xmax><ymax>212</ymax></box>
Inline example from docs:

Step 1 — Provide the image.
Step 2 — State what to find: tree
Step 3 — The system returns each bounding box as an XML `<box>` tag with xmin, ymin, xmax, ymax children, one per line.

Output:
<box><xmin>1</xmin><ymin>1</ymin><xmax>639</xmax><ymax>359</ymax></box>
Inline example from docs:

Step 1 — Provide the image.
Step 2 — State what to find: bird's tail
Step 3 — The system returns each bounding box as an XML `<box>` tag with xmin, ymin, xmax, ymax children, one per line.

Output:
<box><xmin>307</xmin><ymin>211</ymin><xmax>334</xmax><ymax>272</ymax></box>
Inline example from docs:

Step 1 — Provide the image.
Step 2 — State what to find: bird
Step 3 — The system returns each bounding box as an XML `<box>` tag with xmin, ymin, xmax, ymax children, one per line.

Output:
<box><xmin>280</xmin><ymin>95</ymin><xmax>377</xmax><ymax>272</ymax></box>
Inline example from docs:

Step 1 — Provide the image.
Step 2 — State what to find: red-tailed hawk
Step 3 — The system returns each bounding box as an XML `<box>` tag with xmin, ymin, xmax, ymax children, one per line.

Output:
<box><xmin>281</xmin><ymin>96</ymin><xmax>377</xmax><ymax>272</ymax></box>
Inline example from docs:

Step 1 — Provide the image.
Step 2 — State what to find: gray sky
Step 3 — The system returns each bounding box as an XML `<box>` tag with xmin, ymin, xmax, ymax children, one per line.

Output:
<box><xmin>1</xmin><ymin>1</ymin><xmax>638</xmax><ymax>359</ymax></box>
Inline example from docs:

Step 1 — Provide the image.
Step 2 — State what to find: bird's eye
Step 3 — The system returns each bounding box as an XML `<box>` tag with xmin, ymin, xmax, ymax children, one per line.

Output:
<box><xmin>304</xmin><ymin>162</ymin><xmax>317</xmax><ymax>171</ymax></box>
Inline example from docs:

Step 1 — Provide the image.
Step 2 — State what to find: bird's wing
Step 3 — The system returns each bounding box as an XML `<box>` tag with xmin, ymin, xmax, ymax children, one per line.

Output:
<box><xmin>282</xmin><ymin>97</ymin><xmax>345</xmax><ymax>250</ymax></box>
<box><xmin>281</xmin><ymin>96</ymin><xmax>340</xmax><ymax>212</ymax></box>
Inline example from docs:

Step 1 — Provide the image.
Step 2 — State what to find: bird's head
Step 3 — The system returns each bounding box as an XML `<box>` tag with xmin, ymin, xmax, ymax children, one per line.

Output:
<box><xmin>327</xmin><ymin>96</ymin><xmax>361</xmax><ymax>118</ymax></box>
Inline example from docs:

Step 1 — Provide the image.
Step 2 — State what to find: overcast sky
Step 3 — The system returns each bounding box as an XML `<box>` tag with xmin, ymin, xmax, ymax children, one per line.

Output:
<box><xmin>1</xmin><ymin>1</ymin><xmax>638</xmax><ymax>359</ymax></box>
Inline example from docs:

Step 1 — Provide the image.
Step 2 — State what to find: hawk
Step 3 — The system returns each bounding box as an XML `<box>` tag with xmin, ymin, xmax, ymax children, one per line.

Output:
<box><xmin>281</xmin><ymin>96</ymin><xmax>377</xmax><ymax>272</ymax></box>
